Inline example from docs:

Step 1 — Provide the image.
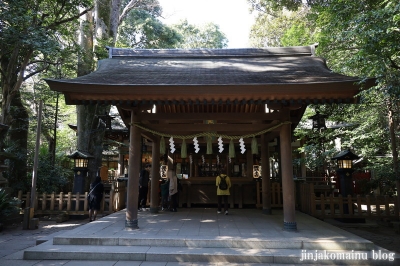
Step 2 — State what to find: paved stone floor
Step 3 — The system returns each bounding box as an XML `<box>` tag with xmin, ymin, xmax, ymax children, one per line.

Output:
<box><xmin>324</xmin><ymin>219</ymin><xmax>400</xmax><ymax>255</ymax></box>
<box><xmin>0</xmin><ymin>210</ymin><xmax>399</xmax><ymax>265</ymax></box>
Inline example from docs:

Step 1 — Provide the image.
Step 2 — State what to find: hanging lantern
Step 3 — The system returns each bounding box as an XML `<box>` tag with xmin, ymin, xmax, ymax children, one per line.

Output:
<box><xmin>253</xmin><ymin>165</ymin><xmax>261</xmax><ymax>178</ymax></box>
<box><xmin>309</xmin><ymin>111</ymin><xmax>327</xmax><ymax>130</ymax></box>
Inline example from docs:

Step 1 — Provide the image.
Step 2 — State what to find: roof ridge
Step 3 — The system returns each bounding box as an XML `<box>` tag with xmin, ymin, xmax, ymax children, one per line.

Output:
<box><xmin>106</xmin><ymin>46</ymin><xmax>316</xmax><ymax>59</ymax></box>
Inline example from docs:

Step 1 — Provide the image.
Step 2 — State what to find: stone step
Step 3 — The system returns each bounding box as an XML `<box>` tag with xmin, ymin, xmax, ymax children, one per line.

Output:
<box><xmin>23</xmin><ymin>241</ymin><xmax>395</xmax><ymax>265</ymax></box>
<box><xmin>52</xmin><ymin>235</ymin><xmax>375</xmax><ymax>251</ymax></box>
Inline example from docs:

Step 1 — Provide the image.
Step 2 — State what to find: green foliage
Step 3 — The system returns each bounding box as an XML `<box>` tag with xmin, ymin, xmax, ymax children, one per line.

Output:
<box><xmin>316</xmin><ymin>1</ymin><xmax>400</xmax><ymax>83</ymax></box>
<box><xmin>171</xmin><ymin>19</ymin><xmax>228</xmax><ymax>49</ymax></box>
<box><xmin>280</xmin><ymin>21</ymin><xmax>317</xmax><ymax>46</ymax></box>
<box><xmin>0</xmin><ymin>189</ymin><xmax>21</xmax><ymax>219</ymax></box>
<box><xmin>249</xmin><ymin>6</ymin><xmax>317</xmax><ymax>47</ymax></box>
<box><xmin>26</xmin><ymin>146</ymin><xmax>73</xmax><ymax>194</ymax></box>
<box><xmin>116</xmin><ymin>9</ymin><xmax>182</xmax><ymax>49</ymax></box>
<box><xmin>356</xmin><ymin>166</ymin><xmax>397</xmax><ymax>196</ymax></box>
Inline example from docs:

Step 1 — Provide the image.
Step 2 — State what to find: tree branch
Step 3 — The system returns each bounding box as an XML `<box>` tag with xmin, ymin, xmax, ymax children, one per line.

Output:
<box><xmin>23</xmin><ymin>65</ymin><xmax>50</xmax><ymax>81</ymax></box>
<box><xmin>389</xmin><ymin>57</ymin><xmax>400</xmax><ymax>70</ymax></box>
<box><xmin>119</xmin><ymin>0</ymin><xmax>142</xmax><ymax>26</ymax></box>
<box><xmin>46</xmin><ymin>6</ymin><xmax>94</xmax><ymax>30</ymax></box>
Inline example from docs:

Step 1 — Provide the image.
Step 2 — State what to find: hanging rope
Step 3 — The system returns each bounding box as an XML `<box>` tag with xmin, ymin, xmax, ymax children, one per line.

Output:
<box><xmin>131</xmin><ymin>121</ymin><xmax>291</xmax><ymax>140</ymax></box>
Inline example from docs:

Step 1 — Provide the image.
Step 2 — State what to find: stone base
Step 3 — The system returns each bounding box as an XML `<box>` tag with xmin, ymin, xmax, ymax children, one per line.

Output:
<box><xmin>283</xmin><ymin>221</ymin><xmax>297</xmax><ymax>231</ymax></box>
<box><xmin>125</xmin><ymin>219</ymin><xmax>139</xmax><ymax>229</ymax></box>
<box><xmin>29</xmin><ymin>218</ymin><xmax>39</xmax><ymax>230</ymax></box>
<box><xmin>56</xmin><ymin>212</ymin><xmax>70</xmax><ymax>223</ymax></box>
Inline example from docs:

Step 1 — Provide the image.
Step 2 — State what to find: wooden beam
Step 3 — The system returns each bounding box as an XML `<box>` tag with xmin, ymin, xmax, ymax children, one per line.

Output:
<box><xmin>135</xmin><ymin>112</ymin><xmax>284</xmax><ymax>121</ymax></box>
<box><xmin>141</xmin><ymin>123</ymin><xmax>282</xmax><ymax>135</ymax></box>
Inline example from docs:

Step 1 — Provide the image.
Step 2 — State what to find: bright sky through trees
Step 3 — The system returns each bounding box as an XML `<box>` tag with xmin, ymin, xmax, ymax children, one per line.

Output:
<box><xmin>158</xmin><ymin>0</ymin><xmax>255</xmax><ymax>48</ymax></box>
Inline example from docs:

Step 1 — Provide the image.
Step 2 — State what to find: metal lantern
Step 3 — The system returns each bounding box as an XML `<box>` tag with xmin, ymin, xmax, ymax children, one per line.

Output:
<box><xmin>68</xmin><ymin>150</ymin><xmax>93</xmax><ymax>169</ymax></box>
<box><xmin>331</xmin><ymin>149</ymin><xmax>360</xmax><ymax>212</ymax></box>
<box><xmin>331</xmin><ymin>149</ymin><xmax>359</xmax><ymax>170</ymax></box>
<box><xmin>309</xmin><ymin>111</ymin><xmax>327</xmax><ymax>130</ymax></box>
<box><xmin>337</xmin><ymin>158</ymin><xmax>352</xmax><ymax>169</ymax></box>
<box><xmin>68</xmin><ymin>150</ymin><xmax>94</xmax><ymax>194</ymax></box>
<box><xmin>97</xmin><ymin>113</ymin><xmax>115</xmax><ymax>130</ymax></box>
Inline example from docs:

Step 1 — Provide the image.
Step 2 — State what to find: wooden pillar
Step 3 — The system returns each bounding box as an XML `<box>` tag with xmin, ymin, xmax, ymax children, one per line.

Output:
<box><xmin>150</xmin><ymin>138</ymin><xmax>160</xmax><ymax>213</ymax></box>
<box><xmin>280</xmin><ymin>122</ymin><xmax>297</xmax><ymax>231</ymax></box>
<box><xmin>125</xmin><ymin>111</ymin><xmax>141</xmax><ymax>229</ymax></box>
<box><xmin>118</xmin><ymin>152</ymin><xmax>124</xmax><ymax>177</ymax></box>
<box><xmin>261</xmin><ymin>133</ymin><xmax>272</xmax><ymax>214</ymax></box>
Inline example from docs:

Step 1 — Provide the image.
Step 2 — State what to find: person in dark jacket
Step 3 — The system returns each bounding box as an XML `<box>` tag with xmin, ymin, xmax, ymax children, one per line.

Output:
<box><xmin>88</xmin><ymin>175</ymin><xmax>104</xmax><ymax>222</ymax></box>
<box><xmin>138</xmin><ymin>164</ymin><xmax>151</xmax><ymax>210</ymax></box>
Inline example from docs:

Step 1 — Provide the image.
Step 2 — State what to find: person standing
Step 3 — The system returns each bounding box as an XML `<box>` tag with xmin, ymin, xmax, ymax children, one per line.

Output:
<box><xmin>169</xmin><ymin>170</ymin><xmax>178</xmax><ymax>212</ymax></box>
<box><xmin>88</xmin><ymin>175</ymin><xmax>104</xmax><ymax>222</ymax></box>
<box><xmin>138</xmin><ymin>164</ymin><xmax>151</xmax><ymax>210</ymax></box>
<box><xmin>216</xmin><ymin>172</ymin><xmax>231</xmax><ymax>215</ymax></box>
<box><xmin>160</xmin><ymin>178</ymin><xmax>170</xmax><ymax>211</ymax></box>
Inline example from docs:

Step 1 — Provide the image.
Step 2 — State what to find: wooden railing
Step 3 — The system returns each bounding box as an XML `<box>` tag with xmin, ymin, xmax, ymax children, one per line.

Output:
<box><xmin>300</xmin><ymin>183</ymin><xmax>399</xmax><ymax>220</ymax></box>
<box><xmin>17</xmin><ymin>191</ymin><xmax>115</xmax><ymax>216</ymax></box>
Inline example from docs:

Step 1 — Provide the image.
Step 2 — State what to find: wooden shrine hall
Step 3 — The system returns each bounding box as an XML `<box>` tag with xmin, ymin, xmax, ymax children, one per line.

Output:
<box><xmin>45</xmin><ymin>45</ymin><xmax>374</xmax><ymax>231</ymax></box>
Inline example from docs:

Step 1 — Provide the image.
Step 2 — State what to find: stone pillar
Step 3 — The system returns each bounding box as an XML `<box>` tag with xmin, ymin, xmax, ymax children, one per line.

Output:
<box><xmin>280</xmin><ymin>122</ymin><xmax>297</xmax><ymax>231</ymax></box>
<box><xmin>150</xmin><ymin>138</ymin><xmax>160</xmax><ymax>213</ymax></box>
<box><xmin>261</xmin><ymin>133</ymin><xmax>272</xmax><ymax>214</ymax></box>
<box><xmin>125</xmin><ymin>111</ymin><xmax>141</xmax><ymax>229</ymax></box>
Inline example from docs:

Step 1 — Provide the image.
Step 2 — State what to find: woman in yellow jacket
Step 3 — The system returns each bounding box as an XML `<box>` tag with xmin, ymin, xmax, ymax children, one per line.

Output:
<box><xmin>216</xmin><ymin>173</ymin><xmax>231</xmax><ymax>215</ymax></box>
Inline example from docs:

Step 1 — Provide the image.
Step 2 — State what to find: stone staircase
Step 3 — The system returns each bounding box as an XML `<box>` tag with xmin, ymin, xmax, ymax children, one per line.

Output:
<box><xmin>22</xmin><ymin>209</ymin><xmax>398</xmax><ymax>265</ymax></box>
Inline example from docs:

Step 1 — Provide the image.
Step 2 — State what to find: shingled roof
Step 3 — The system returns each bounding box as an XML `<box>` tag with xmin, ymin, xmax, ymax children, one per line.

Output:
<box><xmin>45</xmin><ymin>45</ymin><xmax>375</xmax><ymax>105</ymax></box>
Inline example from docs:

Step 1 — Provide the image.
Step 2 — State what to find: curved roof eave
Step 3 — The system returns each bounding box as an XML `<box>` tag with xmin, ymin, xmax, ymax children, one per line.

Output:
<box><xmin>44</xmin><ymin>46</ymin><xmax>376</xmax><ymax>105</ymax></box>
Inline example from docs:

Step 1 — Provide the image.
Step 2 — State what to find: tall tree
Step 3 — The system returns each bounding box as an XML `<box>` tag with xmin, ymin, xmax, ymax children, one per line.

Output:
<box><xmin>0</xmin><ymin>0</ymin><xmax>92</xmax><ymax>191</ymax></box>
<box><xmin>171</xmin><ymin>19</ymin><xmax>228</xmax><ymax>49</ymax></box>
<box><xmin>315</xmin><ymin>0</ymin><xmax>400</xmax><ymax>201</ymax></box>
<box><xmin>250</xmin><ymin>0</ymin><xmax>400</xmax><ymax>198</ymax></box>
<box><xmin>76</xmin><ymin>0</ymin><xmax>170</xmax><ymax>186</ymax></box>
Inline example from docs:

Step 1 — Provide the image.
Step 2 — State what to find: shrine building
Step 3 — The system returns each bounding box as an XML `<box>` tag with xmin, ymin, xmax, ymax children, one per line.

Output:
<box><xmin>45</xmin><ymin>45</ymin><xmax>374</xmax><ymax>230</ymax></box>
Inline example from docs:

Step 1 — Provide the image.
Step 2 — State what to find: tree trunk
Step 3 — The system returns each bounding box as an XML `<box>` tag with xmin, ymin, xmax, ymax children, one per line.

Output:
<box><xmin>7</xmin><ymin>90</ymin><xmax>29</xmax><ymax>192</ymax></box>
<box><xmin>387</xmin><ymin>100</ymin><xmax>400</xmax><ymax>210</ymax></box>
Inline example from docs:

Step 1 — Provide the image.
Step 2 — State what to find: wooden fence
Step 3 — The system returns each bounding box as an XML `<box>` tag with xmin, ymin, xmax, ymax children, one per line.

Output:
<box><xmin>17</xmin><ymin>191</ymin><xmax>114</xmax><ymax>216</ymax></box>
<box><xmin>256</xmin><ymin>182</ymin><xmax>283</xmax><ymax>208</ymax></box>
<box><xmin>300</xmin><ymin>183</ymin><xmax>399</xmax><ymax>220</ymax></box>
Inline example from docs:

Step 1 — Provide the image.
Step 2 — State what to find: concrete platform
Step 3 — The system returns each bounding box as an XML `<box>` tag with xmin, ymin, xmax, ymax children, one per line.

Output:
<box><xmin>23</xmin><ymin>208</ymin><xmax>399</xmax><ymax>265</ymax></box>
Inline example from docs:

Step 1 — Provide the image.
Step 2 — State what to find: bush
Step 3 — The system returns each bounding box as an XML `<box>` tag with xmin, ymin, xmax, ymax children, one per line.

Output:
<box><xmin>0</xmin><ymin>188</ymin><xmax>21</xmax><ymax>220</ymax></box>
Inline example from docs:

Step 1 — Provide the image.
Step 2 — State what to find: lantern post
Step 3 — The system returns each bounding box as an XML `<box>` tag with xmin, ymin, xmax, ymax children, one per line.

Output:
<box><xmin>68</xmin><ymin>150</ymin><xmax>94</xmax><ymax>194</ymax></box>
<box><xmin>331</xmin><ymin>149</ymin><xmax>360</xmax><ymax>215</ymax></box>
